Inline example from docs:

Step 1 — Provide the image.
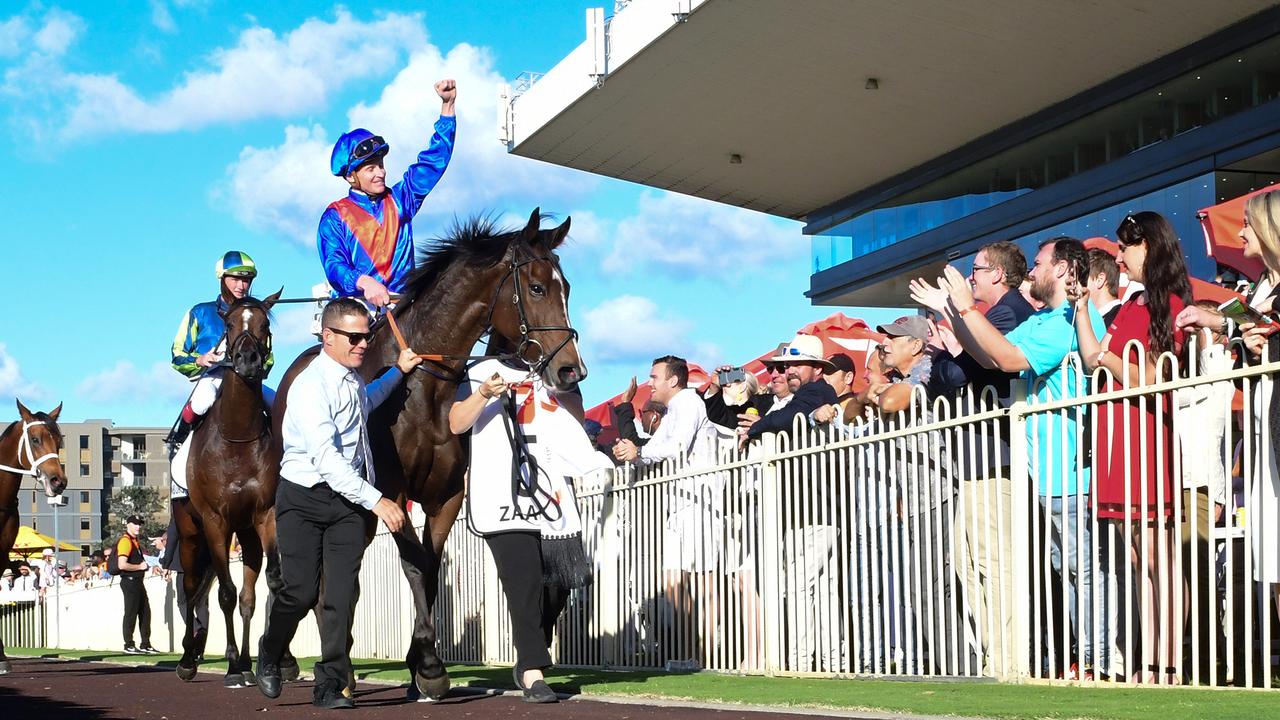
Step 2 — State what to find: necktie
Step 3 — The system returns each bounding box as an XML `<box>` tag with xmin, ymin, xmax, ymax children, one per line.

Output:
<box><xmin>350</xmin><ymin>373</ymin><xmax>376</xmax><ymax>486</ymax></box>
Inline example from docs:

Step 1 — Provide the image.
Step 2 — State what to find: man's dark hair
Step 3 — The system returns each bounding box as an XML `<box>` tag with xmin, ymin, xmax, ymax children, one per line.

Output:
<box><xmin>1086</xmin><ymin>248</ymin><xmax>1120</xmax><ymax>296</ymax></box>
<box><xmin>652</xmin><ymin>355</ymin><xmax>689</xmax><ymax>388</ymax></box>
<box><xmin>322</xmin><ymin>297</ymin><xmax>369</xmax><ymax>328</ymax></box>
<box><xmin>1039</xmin><ymin>236</ymin><xmax>1088</xmax><ymax>287</ymax></box>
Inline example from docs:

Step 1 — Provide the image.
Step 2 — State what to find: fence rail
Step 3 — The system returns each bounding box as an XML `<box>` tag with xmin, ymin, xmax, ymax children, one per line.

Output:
<box><xmin>28</xmin><ymin>342</ymin><xmax>1280</xmax><ymax>690</ymax></box>
<box><xmin>1</xmin><ymin>601</ymin><xmax>45</xmax><ymax>649</ymax></box>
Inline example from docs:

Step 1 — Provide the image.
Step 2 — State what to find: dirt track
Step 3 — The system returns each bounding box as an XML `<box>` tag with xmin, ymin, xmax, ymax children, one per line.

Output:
<box><xmin>0</xmin><ymin>657</ymin><xmax>872</xmax><ymax>719</ymax></box>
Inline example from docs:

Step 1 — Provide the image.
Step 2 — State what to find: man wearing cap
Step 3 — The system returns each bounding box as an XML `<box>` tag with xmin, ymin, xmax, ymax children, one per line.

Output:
<box><xmin>116</xmin><ymin>515</ymin><xmax>159</xmax><ymax>655</ymax></box>
<box><xmin>167</xmin><ymin>250</ymin><xmax>276</xmax><ymax>502</ymax></box>
<box><xmin>320</xmin><ymin>79</ymin><xmax>457</xmax><ymax>308</ymax></box>
<box><xmin>918</xmin><ymin>236</ymin><xmax>1106</xmax><ymax>679</ymax></box>
<box><xmin>812</xmin><ymin>353</ymin><xmax>858</xmax><ymax>425</ymax></box>
<box><xmin>862</xmin><ymin>317</ymin><xmax>936</xmax><ymax>414</ymax></box>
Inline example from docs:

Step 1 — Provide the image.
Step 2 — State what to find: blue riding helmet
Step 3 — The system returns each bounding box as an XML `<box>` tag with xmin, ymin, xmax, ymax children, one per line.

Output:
<box><xmin>331</xmin><ymin>128</ymin><xmax>389</xmax><ymax>177</ymax></box>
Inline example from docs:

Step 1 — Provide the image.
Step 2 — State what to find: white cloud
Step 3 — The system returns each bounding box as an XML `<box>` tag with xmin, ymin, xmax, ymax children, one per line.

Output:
<box><xmin>6</xmin><ymin>9</ymin><xmax>427</xmax><ymax>140</ymax></box>
<box><xmin>273</xmin><ymin>303</ymin><xmax>322</xmax><ymax>346</ymax></box>
<box><xmin>0</xmin><ymin>17</ymin><xmax>26</xmax><ymax>59</ymax></box>
<box><xmin>580</xmin><ymin>295</ymin><xmax>719</xmax><ymax>366</ymax></box>
<box><xmin>598</xmin><ymin>191</ymin><xmax>802</xmax><ymax>277</ymax></box>
<box><xmin>76</xmin><ymin>360</ymin><xmax>191</xmax><ymax>405</ymax></box>
<box><xmin>149</xmin><ymin>0</ymin><xmax>177</xmax><ymax>33</ymax></box>
<box><xmin>0</xmin><ymin>343</ymin><xmax>45</xmax><ymax>401</ymax></box>
<box><xmin>225</xmin><ymin>40</ymin><xmax>596</xmax><ymax>247</ymax></box>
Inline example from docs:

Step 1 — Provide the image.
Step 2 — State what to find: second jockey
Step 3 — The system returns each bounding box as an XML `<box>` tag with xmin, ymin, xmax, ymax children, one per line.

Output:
<box><xmin>166</xmin><ymin>250</ymin><xmax>276</xmax><ymax>499</ymax></box>
<box><xmin>319</xmin><ymin>78</ymin><xmax>458</xmax><ymax>308</ymax></box>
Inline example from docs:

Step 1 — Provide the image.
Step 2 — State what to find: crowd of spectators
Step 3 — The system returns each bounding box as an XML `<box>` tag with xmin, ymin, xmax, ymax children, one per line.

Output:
<box><xmin>593</xmin><ymin>201</ymin><xmax>1280</xmax><ymax>684</ymax></box>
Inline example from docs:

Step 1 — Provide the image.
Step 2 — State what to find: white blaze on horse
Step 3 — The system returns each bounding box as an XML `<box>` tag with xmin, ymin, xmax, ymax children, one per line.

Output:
<box><xmin>0</xmin><ymin>399</ymin><xmax>68</xmax><ymax>674</ymax></box>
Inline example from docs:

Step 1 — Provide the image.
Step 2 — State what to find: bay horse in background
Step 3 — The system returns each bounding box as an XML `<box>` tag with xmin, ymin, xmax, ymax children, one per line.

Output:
<box><xmin>173</xmin><ymin>290</ymin><xmax>299</xmax><ymax>687</ymax></box>
<box><xmin>0</xmin><ymin>399</ymin><xmax>67</xmax><ymax>674</ymax></box>
<box><xmin>274</xmin><ymin>209</ymin><xmax>585</xmax><ymax>699</ymax></box>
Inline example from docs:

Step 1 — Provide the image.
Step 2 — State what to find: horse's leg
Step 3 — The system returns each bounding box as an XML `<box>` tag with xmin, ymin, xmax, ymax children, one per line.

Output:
<box><xmin>404</xmin><ymin>490</ymin><xmax>463</xmax><ymax>700</ymax></box>
<box><xmin>202</xmin><ymin>517</ymin><xmax>244</xmax><ymax>688</ymax></box>
<box><xmin>237</xmin><ymin>528</ymin><xmax>265</xmax><ymax>685</ymax></box>
<box><xmin>259</xmin><ymin>509</ymin><xmax>300</xmax><ymax>682</ymax></box>
<box><xmin>174</xmin><ymin>500</ymin><xmax>206</xmax><ymax>680</ymax></box>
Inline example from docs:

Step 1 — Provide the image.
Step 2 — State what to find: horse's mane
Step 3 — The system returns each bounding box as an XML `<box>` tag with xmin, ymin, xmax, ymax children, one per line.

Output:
<box><xmin>397</xmin><ymin>213</ymin><xmax>554</xmax><ymax>311</ymax></box>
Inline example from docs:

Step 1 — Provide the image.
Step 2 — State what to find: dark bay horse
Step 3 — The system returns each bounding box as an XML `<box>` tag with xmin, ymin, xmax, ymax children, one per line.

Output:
<box><xmin>174</xmin><ymin>291</ymin><xmax>296</xmax><ymax>687</ymax></box>
<box><xmin>274</xmin><ymin>209</ymin><xmax>584</xmax><ymax>698</ymax></box>
<box><xmin>0</xmin><ymin>400</ymin><xmax>67</xmax><ymax>674</ymax></box>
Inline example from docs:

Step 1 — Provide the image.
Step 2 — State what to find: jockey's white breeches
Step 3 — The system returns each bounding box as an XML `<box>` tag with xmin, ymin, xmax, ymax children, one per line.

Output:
<box><xmin>170</xmin><ymin>370</ymin><xmax>276</xmax><ymax>499</ymax></box>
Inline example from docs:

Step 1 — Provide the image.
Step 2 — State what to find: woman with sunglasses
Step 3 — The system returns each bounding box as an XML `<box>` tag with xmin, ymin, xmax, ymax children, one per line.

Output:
<box><xmin>1177</xmin><ymin>189</ymin><xmax>1280</xmax><ymax>653</ymax></box>
<box><xmin>1074</xmin><ymin>211</ymin><xmax>1191</xmax><ymax>684</ymax></box>
<box><xmin>320</xmin><ymin>79</ymin><xmax>458</xmax><ymax>309</ymax></box>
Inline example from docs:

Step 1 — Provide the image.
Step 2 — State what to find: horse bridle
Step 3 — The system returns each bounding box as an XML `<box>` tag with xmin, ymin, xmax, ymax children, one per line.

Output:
<box><xmin>225</xmin><ymin>322</ymin><xmax>273</xmax><ymax>383</ymax></box>
<box><xmin>482</xmin><ymin>245</ymin><xmax>579</xmax><ymax>377</ymax></box>
<box><xmin>0</xmin><ymin>420</ymin><xmax>62</xmax><ymax>491</ymax></box>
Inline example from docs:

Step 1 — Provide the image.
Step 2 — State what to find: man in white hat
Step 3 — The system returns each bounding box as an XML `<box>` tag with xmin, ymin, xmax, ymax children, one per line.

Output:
<box><xmin>740</xmin><ymin>334</ymin><xmax>838</xmax><ymax>447</ymax></box>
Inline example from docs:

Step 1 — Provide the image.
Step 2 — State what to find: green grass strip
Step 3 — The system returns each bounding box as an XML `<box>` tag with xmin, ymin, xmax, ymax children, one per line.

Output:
<box><xmin>7</xmin><ymin>647</ymin><xmax>1277</xmax><ymax>719</ymax></box>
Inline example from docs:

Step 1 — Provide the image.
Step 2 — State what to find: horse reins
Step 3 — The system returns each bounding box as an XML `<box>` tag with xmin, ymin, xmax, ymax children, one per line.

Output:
<box><xmin>383</xmin><ymin>246</ymin><xmax>579</xmax><ymax>380</ymax></box>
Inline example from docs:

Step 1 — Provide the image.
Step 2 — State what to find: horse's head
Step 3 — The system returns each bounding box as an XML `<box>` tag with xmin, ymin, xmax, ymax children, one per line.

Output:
<box><xmin>490</xmin><ymin>209</ymin><xmax>587</xmax><ymax>392</ymax></box>
<box><xmin>13</xmin><ymin>399</ymin><xmax>67</xmax><ymax>497</ymax></box>
<box><xmin>221</xmin><ymin>289</ymin><xmax>280</xmax><ymax>383</ymax></box>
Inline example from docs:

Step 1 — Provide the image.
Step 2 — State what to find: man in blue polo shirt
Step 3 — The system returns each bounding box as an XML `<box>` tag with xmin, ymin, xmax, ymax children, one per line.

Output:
<box><xmin>913</xmin><ymin>236</ymin><xmax>1106</xmax><ymax>679</ymax></box>
<box><xmin>319</xmin><ymin>79</ymin><xmax>457</xmax><ymax>307</ymax></box>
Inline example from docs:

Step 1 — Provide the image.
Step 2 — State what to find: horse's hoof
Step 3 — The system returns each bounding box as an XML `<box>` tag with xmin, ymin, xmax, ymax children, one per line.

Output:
<box><xmin>241</xmin><ymin>670</ymin><xmax>257</xmax><ymax>687</ymax></box>
<box><xmin>175</xmin><ymin>664</ymin><xmax>198</xmax><ymax>682</ymax></box>
<box><xmin>414</xmin><ymin>670</ymin><xmax>451</xmax><ymax>701</ymax></box>
<box><xmin>223</xmin><ymin>673</ymin><xmax>245</xmax><ymax>688</ymax></box>
<box><xmin>0</xmin><ymin>660</ymin><xmax>11</xmax><ymax>675</ymax></box>
<box><xmin>280</xmin><ymin>660</ymin><xmax>300</xmax><ymax>682</ymax></box>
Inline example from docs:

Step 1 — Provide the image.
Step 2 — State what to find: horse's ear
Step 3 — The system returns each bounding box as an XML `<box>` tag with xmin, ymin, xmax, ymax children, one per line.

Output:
<box><xmin>47</xmin><ymin>402</ymin><xmax>62</xmax><ymax>422</ymax></box>
<box><xmin>263</xmin><ymin>288</ymin><xmax>284</xmax><ymax>311</ymax></box>
<box><xmin>15</xmin><ymin>399</ymin><xmax>33</xmax><ymax>422</ymax></box>
<box><xmin>520</xmin><ymin>207</ymin><xmax>541</xmax><ymax>243</ymax></box>
<box><xmin>547</xmin><ymin>216</ymin><xmax>571</xmax><ymax>250</ymax></box>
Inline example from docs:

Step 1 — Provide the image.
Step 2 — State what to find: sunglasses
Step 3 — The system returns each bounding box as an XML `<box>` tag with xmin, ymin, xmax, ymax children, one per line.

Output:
<box><xmin>350</xmin><ymin>135</ymin><xmax>386</xmax><ymax>165</ymax></box>
<box><xmin>326</xmin><ymin>326</ymin><xmax>374</xmax><ymax>345</ymax></box>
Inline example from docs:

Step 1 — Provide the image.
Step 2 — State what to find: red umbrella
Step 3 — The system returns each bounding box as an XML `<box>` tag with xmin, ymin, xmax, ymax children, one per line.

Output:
<box><xmin>1199</xmin><ymin>188</ymin><xmax>1272</xmax><ymax>281</ymax></box>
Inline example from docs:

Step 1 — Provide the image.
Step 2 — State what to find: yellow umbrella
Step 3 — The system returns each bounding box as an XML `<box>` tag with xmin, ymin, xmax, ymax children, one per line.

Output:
<box><xmin>9</xmin><ymin>525</ymin><xmax>80</xmax><ymax>559</ymax></box>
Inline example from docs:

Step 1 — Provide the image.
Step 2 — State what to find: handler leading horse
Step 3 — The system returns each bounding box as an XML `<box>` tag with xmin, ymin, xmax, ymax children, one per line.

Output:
<box><xmin>0</xmin><ymin>400</ymin><xmax>67</xmax><ymax>674</ymax></box>
<box><xmin>173</xmin><ymin>291</ymin><xmax>298</xmax><ymax>687</ymax></box>
<box><xmin>273</xmin><ymin>209</ymin><xmax>583</xmax><ymax>698</ymax></box>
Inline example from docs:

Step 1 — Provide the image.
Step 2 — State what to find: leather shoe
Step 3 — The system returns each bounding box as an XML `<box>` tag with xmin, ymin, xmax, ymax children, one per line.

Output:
<box><xmin>313</xmin><ymin>680</ymin><xmax>355</xmax><ymax>709</ymax></box>
<box><xmin>513</xmin><ymin>667</ymin><xmax>557</xmax><ymax>704</ymax></box>
<box><xmin>256</xmin><ymin>642</ymin><xmax>282</xmax><ymax>699</ymax></box>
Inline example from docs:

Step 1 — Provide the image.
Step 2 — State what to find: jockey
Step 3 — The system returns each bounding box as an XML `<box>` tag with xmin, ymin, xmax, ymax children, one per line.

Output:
<box><xmin>319</xmin><ymin>79</ymin><xmax>457</xmax><ymax>308</ymax></box>
<box><xmin>166</xmin><ymin>250</ymin><xmax>276</xmax><ymax>498</ymax></box>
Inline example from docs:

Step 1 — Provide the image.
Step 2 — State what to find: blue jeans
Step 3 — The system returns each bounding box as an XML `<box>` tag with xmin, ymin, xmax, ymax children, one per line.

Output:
<box><xmin>1039</xmin><ymin>495</ymin><xmax>1104</xmax><ymax>670</ymax></box>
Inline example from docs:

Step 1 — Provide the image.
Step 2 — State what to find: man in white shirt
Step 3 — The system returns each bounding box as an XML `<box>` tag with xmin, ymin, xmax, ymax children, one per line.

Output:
<box><xmin>256</xmin><ymin>297</ymin><xmax>421</xmax><ymax>709</ymax></box>
<box><xmin>612</xmin><ymin>355</ymin><xmax>710</xmax><ymax>467</ymax></box>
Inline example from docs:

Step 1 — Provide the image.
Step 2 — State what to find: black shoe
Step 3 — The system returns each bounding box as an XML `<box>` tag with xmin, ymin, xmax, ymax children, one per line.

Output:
<box><xmin>123</xmin><ymin>644</ymin><xmax>142</xmax><ymax>655</ymax></box>
<box><xmin>313</xmin><ymin>679</ymin><xmax>355</xmax><ymax>709</ymax></box>
<box><xmin>256</xmin><ymin>642</ymin><xmax>282</xmax><ymax>699</ymax></box>
<box><xmin>139</xmin><ymin>644</ymin><xmax>160</xmax><ymax>655</ymax></box>
<box><xmin>513</xmin><ymin>667</ymin><xmax>558</xmax><ymax>704</ymax></box>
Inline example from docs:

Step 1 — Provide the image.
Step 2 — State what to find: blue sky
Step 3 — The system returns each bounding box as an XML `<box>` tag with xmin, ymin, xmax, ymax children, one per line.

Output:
<box><xmin>0</xmin><ymin>1</ymin><xmax>900</xmax><ymax>426</ymax></box>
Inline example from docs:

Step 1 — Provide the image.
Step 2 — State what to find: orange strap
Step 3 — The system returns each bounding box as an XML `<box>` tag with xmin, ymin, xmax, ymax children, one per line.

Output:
<box><xmin>384</xmin><ymin>311</ymin><xmax>447</xmax><ymax>362</ymax></box>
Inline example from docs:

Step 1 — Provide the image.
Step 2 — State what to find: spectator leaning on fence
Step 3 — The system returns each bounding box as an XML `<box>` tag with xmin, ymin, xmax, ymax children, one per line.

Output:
<box><xmin>740</xmin><ymin>335</ymin><xmax>838</xmax><ymax>447</ymax></box>
<box><xmin>811</xmin><ymin>353</ymin><xmax>859</xmax><ymax>426</ymax></box>
<box><xmin>1086</xmin><ymin>248</ymin><xmax>1123</xmax><ymax>327</ymax></box>
<box><xmin>1075</xmin><ymin>211</ymin><xmax>1191</xmax><ymax>685</ymax></box>
<box><xmin>1177</xmin><ymin>187</ymin><xmax>1280</xmax><ymax>639</ymax></box>
<box><xmin>915</xmin><ymin>236</ymin><xmax>1106</xmax><ymax>679</ymax></box>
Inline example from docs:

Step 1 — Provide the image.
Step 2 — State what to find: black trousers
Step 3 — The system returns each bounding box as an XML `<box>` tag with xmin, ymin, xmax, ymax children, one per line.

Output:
<box><xmin>176</xmin><ymin>572</ymin><xmax>209</xmax><ymax>633</ymax></box>
<box><xmin>120</xmin><ymin>575</ymin><xmax>151</xmax><ymax>645</ymax></box>
<box><xmin>485</xmin><ymin>531</ymin><xmax>569</xmax><ymax>673</ymax></box>
<box><xmin>260</xmin><ymin>480</ymin><xmax>367</xmax><ymax>690</ymax></box>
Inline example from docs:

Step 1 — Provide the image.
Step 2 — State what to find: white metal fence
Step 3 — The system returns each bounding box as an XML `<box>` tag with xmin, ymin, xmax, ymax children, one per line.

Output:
<box><xmin>31</xmin><ymin>341</ymin><xmax>1280</xmax><ymax>689</ymax></box>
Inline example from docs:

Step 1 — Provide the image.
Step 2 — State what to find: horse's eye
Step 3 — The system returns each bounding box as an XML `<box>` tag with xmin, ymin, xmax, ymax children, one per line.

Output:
<box><xmin>530</xmin><ymin>283</ymin><xmax>546</xmax><ymax>297</ymax></box>
<box><xmin>32</xmin><ymin>436</ymin><xmax>41</xmax><ymax>447</ymax></box>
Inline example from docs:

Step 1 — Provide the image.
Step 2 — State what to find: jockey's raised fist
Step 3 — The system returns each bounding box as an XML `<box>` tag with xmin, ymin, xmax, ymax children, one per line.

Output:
<box><xmin>435</xmin><ymin>79</ymin><xmax>457</xmax><ymax>104</ymax></box>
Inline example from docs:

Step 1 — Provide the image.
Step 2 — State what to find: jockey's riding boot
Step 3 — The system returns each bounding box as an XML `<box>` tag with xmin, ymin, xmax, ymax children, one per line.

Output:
<box><xmin>165</xmin><ymin>417</ymin><xmax>195</xmax><ymax>448</ymax></box>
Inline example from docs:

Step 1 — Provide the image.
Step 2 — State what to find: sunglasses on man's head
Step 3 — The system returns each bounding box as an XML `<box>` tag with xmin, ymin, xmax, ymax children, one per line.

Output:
<box><xmin>326</xmin><ymin>326</ymin><xmax>374</xmax><ymax>345</ymax></box>
<box><xmin>350</xmin><ymin>136</ymin><xmax>385</xmax><ymax>164</ymax></box>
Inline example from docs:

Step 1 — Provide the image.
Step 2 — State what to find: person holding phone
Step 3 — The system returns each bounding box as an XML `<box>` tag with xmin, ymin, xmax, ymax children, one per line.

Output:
<box><xmin>1178</xmin><ymin>189</ymin><xmax>1280</xmax><ymax>648</ymax></box>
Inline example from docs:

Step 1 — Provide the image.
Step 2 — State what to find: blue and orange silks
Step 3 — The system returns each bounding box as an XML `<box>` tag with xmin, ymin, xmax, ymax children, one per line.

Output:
<box><xmin>317</xmin><ymin>115</ymin><xmax>456</xmax><ymax>297</ymax></box>
<box><xmin>171</xmin><ymin>295</ymin><xmax>275</xmax><ymax>378</ymax></box>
